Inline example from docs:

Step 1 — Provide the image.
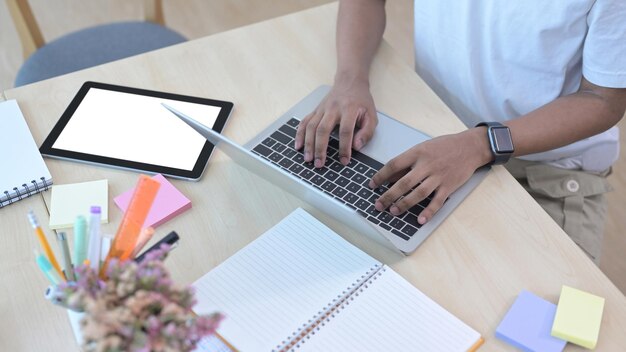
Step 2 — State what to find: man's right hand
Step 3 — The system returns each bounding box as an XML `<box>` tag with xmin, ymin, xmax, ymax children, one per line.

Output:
<box><xmin>294</xmin><ymin>79</ymin><xmax>378</xmax><ymax>168</ymax></box>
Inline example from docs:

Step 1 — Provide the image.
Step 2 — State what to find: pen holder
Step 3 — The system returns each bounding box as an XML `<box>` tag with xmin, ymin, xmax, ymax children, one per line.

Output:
<box><xmin>67</xmin><ymin>310</ymin><xmax>85</xmax><ymax>346</ymax></box>
<box><xmin>48</xmin><ymin>244</ymin><xmax>223</xmax><ymax>352</ymax></box>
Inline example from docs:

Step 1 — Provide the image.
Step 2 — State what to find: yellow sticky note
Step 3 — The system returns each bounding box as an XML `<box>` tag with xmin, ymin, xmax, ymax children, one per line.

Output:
<box><xmin>49</xmin><ymin>180</ymin><xmax>109</xmax><ymax>229</ymax></box>
<box><xmin>551</xmin><ymin>285</ymin><xmax>604</xmax><ymax>349</ymax></box>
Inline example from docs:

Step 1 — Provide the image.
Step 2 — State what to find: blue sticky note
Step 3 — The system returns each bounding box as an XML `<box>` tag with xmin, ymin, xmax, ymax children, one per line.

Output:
<box><xmin>496</xmin><ymin>290</ymin><xmax>567</xmax><ymax>352</ymax></box>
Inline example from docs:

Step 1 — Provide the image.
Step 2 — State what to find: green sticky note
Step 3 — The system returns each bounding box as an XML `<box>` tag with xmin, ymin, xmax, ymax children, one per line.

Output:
<box><xmin>49</xmin><ymin>180</ymin><xmax>109</xmax><ymax>229</ymax></box>
<box><xmin>551</xmin><ymin>285</ymin><xmax>604</xmax><ymax>349</ymax></box>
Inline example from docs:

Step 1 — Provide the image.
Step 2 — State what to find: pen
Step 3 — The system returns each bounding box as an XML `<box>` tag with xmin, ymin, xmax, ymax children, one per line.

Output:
<box><xmin>87</xmin><ymin>206</ymin><xmax>102</xmax><ymax>271</ymax></box>
<box><xmin>73</xmin><ymin>215</ymin><xmax>88</xmax><ymax>268</ymax></box>
<box><xmin>130</xmin><ymin>227</ymin><xmax>155</xmax><ymax>259</ymax></box>
<box><xmin>135</xmin><ymin>231</ymin><xmax>180</xmax><ymax>263</ymax></box>
<box><xmin>35</xmin><ymin>249</ymin><xmax>64</xmax><ymax>285</ymax></box>
<box><xmin>56</xmin><ymin>232</ymin><xmax>75</xmax><ymax>281</ymax></box>
<box><xmin>28</xmin><ymin>210</ymin><xmax>64</xmax><ymax>278</ymax></box>
<box><xmin>100</xmin><ymin>234</ymin><xmax>112</xmax><ymax>261</ymax></box>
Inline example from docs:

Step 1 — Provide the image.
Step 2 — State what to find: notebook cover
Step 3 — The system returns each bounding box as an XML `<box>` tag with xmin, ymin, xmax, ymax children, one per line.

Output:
<box><xmin>0</xmin><ymin>100</ymin><xmax>53</xmax><ymax>207</ymax></box>
<box><xmin>114</xmin><ymin>174</ymin><xmax>191</xmax><ymax>228</ymax></box>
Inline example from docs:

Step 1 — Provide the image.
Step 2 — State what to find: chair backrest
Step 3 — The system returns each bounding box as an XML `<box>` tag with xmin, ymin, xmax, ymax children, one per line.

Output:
<box><xmin>6</xmin><ymin>0</ymin><xmax>165</xmax><ymax>59</ymax></box>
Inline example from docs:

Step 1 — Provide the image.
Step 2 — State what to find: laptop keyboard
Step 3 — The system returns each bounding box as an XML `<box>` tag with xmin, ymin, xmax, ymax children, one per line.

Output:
<box><xmin>251</xmin><ymin>118</ymin><xmax>432</xmax><ymax>241</ymax></box>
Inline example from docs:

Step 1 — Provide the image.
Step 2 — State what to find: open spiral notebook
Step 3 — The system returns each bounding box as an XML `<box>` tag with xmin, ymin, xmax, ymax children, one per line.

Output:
<box><xmin>193</xmin><ymin>208</ymin><xmax>483</xmax><ymax>352</ymax></box>
<box><xmin>0</xmin><ymin>100</ymin><xmax>52</xmax><ymax>208</ymax></box>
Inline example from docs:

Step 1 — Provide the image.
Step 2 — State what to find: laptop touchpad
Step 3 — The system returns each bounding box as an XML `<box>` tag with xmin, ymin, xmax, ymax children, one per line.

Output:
<box><xmin>330</xmin><ymin>111</ymin><xmax>431</xmax><ymax>165</ymax></box>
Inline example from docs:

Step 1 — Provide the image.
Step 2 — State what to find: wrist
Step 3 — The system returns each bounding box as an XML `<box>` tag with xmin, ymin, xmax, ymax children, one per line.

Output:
<box><xmin>334</xmin><ymin>69</ymin><xmax>370</xmax><ymax>88</ymax></box>
<box><xmin>465</xmin><ymin>127</ymin><xmax>494</xmax><ymax>167</ymax></box>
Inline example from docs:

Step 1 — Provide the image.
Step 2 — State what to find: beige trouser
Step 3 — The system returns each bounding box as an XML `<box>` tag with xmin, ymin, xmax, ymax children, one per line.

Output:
<box><xmin>504</xmin><ymin>158</ymin><xmax>612</xmax><ymax>265</ymax></box>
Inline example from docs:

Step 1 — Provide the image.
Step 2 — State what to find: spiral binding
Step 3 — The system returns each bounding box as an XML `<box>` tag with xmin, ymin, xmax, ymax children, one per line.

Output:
<box><xmin>273</xmin><ymin>264</ymin><xmax>384</xmax><ymax>352</ymax></box>
<box><xmin>0</xmin><ymin>177</ymin><xmax>51</xmax><ymax>208</ymax></box>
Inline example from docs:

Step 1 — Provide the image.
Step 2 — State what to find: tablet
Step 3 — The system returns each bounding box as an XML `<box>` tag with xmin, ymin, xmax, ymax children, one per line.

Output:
<box><xmin>40</xmin><ymin>82</ymin><xmax>233</xmax><ymax>180</ymax></box>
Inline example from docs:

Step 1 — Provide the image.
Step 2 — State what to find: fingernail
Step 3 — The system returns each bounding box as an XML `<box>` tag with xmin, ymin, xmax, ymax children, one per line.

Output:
<box><xmin>315</xmin><ymin>158</ymin><xmax>323</xmax><ymax>168</ymax></box>
<box><xmin>305</xmin><ymin>151</ymin><xmax>312</xmax><ymax>162</ymax></box>
<box><xmin>295</xmin><ymin>141</ymin><xmax>301</xmax><ymax>150</ymax></box>
<box><xmin>375</xmin><ymin>201</ymin><xmax>383</xmax><ymax>211</ymax></box>
<box><xmin>368</xmin><ymin>180</ymin><xmax>376</xmax><ymax>188</ymax></box>
<box><xmin>418</xmin><ymin>216</ymin><xmax>427</xmax><ymax>224</ymax></box>
<box><xmin>354</xmin><ymin>138</ymin><xmax>364</xmax><ymax>150</ymax></box>
<box><xmin>340</xmin><ymin>156</ymin><xmax>349</xmax><ymax>165</ymax></box>
<box><xmin>390</xmin><ymin>206</ymin><xmax>400</xmax><ymax>215</ymax></box>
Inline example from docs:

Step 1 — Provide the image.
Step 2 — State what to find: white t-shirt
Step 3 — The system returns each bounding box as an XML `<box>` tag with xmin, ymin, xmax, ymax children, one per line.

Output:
<box><xmin>413</xmin><ymin>0</ymin><xmax>626</xmax><ymax>172</ymax></box>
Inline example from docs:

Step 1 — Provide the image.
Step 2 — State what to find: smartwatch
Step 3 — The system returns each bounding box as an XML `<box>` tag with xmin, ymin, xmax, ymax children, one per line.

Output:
<box><xmin>475</xmin><ymin>122</ymin><xmax>514</xmax><ymax>165</ymax></box>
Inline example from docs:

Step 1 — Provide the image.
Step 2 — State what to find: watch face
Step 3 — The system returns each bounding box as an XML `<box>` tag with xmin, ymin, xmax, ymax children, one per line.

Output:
<box><xmin>492</xmin><ymin>126</ymin><xmax>514</xmax><ymax>153</ymax></box>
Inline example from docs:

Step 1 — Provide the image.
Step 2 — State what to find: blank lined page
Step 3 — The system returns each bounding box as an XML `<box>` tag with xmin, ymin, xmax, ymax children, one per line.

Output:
<box><xmin>192</xmin><ymin>208</ymin><xmax>381</xmax><ymax>352</ymax></box>
<box><xmin>296</xmin><ymin>268</ymin><xmax>482</xmax><ymax>352</ymax></box>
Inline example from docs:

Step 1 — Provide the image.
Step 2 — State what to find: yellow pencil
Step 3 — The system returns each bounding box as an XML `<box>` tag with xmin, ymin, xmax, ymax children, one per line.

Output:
<box><xmin>28</xmin><ymin>210</ymin><xmax>64</xmax><ymax>279</ymax></box>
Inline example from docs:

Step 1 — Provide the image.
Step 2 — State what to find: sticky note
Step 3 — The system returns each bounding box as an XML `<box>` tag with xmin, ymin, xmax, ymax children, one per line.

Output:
<box><xmin>496</xmin><ymin>290</ymin><xmax>566</xmax><ymax>352</ymax></box>
<box><xmin>49</xmin><ymin>180</ymin><xmax>108</xmax><ymax>229</ymax></box>
<box><xmin>551</xmin><ymin>285</ymin><xmax>604</xmax><ymax>349</ymax></box>
<box><xmin>114</xmin><ymin>174</ymin><xmax>191</xmax><ymax>228</ymax></box>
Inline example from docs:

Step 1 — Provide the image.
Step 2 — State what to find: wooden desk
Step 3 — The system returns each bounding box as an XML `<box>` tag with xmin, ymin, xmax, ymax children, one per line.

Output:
<box><xmin>2</xmin><ymin>3</ymin><xmax>625</xmax><ymax>351</ymax></box>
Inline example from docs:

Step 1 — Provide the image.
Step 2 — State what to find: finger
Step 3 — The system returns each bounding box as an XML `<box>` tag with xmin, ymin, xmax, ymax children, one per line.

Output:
<box><xmin>352</xmin><ymin>108</ymin><xmax>378</xmax><ymax>151</ymax></box>
<box><xmin>388</xmin><ymin>176</ymin><xmax>437</xmax><ymax>216</ymax></box>
<box><xmin>304</xmin><ymin>113</ymin><xmax>322</xmax><ymax>162</ymax></box>
<box><xmin>417</xmin><ymin>187</ymin><xmax>449</xmax><ymax>225</ymax></box>
<box><xmin>368</xmin><ymin>153</ymin><xmax>415</xmax><ymax>189</ymax></box>
<box><xmin>375</xmin><ymin>170</ymin><xmax>426</xmax><ymax>211</ymax></box>
<box><xmin>387</xmin><ymin>168</ymin><xmax>410</xmax><ymax>184</ymax></box>
<box><xmin>314</xmin><ymin>112</ymin><xmax>339</xmax><ymax>168</ymax></box>
<box><xmin>295</xmin><ymin>113</ymin><xmax>312</xmax><ymax>150</ymax></box>
<box><xmin>337</xmin><ymin>107</ymin><xmax>361</xmax><ymax>165</ymax></box>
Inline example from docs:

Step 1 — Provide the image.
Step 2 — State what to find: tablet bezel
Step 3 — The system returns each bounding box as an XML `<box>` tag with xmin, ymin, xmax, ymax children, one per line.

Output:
<box><xmin>39</xmin><ymin>81</ymin><xmax>233</xmax><ymax>180</ymax></box>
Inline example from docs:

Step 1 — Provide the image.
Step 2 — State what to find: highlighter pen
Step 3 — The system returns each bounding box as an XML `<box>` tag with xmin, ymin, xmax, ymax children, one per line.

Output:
<box><xmin>35</xmin><ymin>249</ymin><xmax>64</xmax><ymax>285</ymax></box>
<box><xmin>86</xmin><ymin>206</ymin><xmax>102</xmax><ymax>271</ymax></box>
<box><xmin>28</xmin><ymin>210</ymin><xmax>64</xmax><ymax>279</ymax></box>
<box><xmin>101</xmin><ymin>176</ymin><xmax>160</xmax><ymax>276</ymax></box>
<box><xmin>135</xmin><ymin>231</ymin><xmax>180</xmax><ymax>263</ymax></box>
<box><xmin>56</xmin><ymin>232</ymin><xmax>75</xmax><ymax>281</ymax></box>
<box><xmin>130</xmin><ymin>227</ymin><xmax>155</xmax><ymax>259</ymax></box>
<box><xmin>73</xmin><ymin>215</ymin><xmax>88</xmax><ymax>268</ymax></box>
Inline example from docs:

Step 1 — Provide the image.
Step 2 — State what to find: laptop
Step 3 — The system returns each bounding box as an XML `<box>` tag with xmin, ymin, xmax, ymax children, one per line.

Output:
<box><xmin>163</xmin><ymin>86</ymin><xmax>489</xmax><ymax>254</ymax></box>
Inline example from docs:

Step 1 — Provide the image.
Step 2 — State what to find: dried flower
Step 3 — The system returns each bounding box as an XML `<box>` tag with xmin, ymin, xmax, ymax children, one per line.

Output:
<box><xmin>56</xmin><ymin>245</ymin><xmax>222</xmax><ymax>352</ymax></box>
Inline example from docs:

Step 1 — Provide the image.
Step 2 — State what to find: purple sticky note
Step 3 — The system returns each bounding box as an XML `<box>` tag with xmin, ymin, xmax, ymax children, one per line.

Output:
<box><xmin>114</xmin><ymin>174</ymin><xmax>191</xmax><ymax>228</ymax></box>
<box><xmin>496</xmin><ymin>290</ymin><xmax>567</xmax><ymax>352</ymax></box>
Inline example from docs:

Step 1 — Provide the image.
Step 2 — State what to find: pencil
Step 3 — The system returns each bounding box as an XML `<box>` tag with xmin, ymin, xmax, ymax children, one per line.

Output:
<box><xmin>28</xmin><ymin>210</ymin><xmax>64</xmax><ymax>279</ymax></box>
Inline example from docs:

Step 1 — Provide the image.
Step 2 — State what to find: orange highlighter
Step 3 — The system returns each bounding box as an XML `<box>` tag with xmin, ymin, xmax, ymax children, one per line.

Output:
<box><xmin>101</xmin><ymin>175</ymin><xmax>160</xmax><ymax>276</ymax></box>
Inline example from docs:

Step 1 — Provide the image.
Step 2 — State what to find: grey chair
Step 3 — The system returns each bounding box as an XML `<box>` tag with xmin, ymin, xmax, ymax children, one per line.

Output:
<box><xmin>7</xmin><ymin>0</ymin><xmax>186</xmax><ymax>87</ymax></box>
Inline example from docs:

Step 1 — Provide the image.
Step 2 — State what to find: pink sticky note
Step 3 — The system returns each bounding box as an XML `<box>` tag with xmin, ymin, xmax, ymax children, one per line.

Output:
<box><xmin>114</xmin><ymin>174</ymin><xmax>191</xmax><ymax>228</ymax></box>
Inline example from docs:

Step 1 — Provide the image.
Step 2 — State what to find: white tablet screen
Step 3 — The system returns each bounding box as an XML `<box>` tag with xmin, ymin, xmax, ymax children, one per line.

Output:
<box><xmin>51</xmin><ymin>88</ymin><xmax>222</xmax><ymax>171</ymax></box>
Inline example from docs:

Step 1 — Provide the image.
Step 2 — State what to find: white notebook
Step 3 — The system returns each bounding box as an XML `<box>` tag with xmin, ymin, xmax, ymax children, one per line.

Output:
<box><xmin>0</xmin><ymin>100</ymin><xmax>52</xmax><ymax>208</ymax></box>
<box><xmin>193</xmin><ymin>208</ymin><xmax>483</xmax><ymax>352</ymax></box>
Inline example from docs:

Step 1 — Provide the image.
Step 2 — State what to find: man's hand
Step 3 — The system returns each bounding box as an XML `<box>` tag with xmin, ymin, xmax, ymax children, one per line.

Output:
<box><xmin>369</xmin><ymin>128</ymin><xmax>493</xmax><ymax>225</ymax></box>
<box><xmin>295</xmin><ymin>80</ymin><xmax>378</xmax><ymax>168</ymax></box>
<box><xmin>294</xmin><ymin>0</ymin><xmax>387</xmax><ymax>167</ymax></box>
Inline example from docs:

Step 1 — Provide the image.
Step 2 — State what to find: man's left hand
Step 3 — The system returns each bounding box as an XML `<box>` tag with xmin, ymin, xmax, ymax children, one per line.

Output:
<box><xmin>368</xmin><ymin>128</ymin><xmax>493</xmax><ymax>225</ymax></box>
